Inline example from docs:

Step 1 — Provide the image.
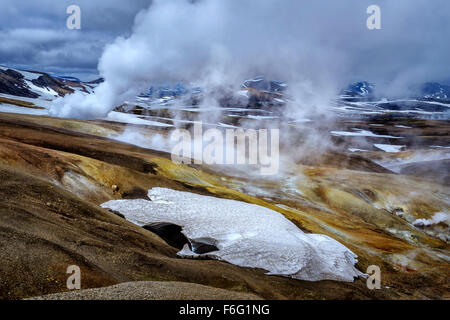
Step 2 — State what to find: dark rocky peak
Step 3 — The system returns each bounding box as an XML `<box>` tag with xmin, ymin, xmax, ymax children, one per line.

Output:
<box><xmin>87</xmin><ymin>77</ymin><xmax>105</xmax><ymax>84</ymax></box>
<box><xmin>3</xmin><ymin>69</ymin><xmax>24</xmax><ymax>80</ymax></box>
<box><xmin>0</xmin><ymin>69</ymin><xmax>39</xmax><ymax>98</ymax></box>
<box><xmin>32</xmin><ymin>73</ymin><xmax>63</xmax><ymax>88</ymax></box>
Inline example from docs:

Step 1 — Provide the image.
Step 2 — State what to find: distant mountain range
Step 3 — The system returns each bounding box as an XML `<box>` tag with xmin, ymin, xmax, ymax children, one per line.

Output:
<box><xmin>344</xmin><ymin>81</ymin><xmax>450</xmax><ymax>102</ymax></box>
<box><xmin>142</xmin><ymin>78</ymin><xmax>450</xmax><ymax>106</ymax></box>
<box><xmin>0</xmin><ymin>65</ymin><xmax>448</xmax><ymax>120</ymax></box>
<box><xmin>419</xmin><ymin>82</ymin><xmax>450</xmax><ymax>101</ymax></box>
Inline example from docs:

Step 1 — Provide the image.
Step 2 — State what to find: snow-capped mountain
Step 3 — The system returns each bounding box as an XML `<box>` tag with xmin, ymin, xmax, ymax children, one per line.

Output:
<box><xmin>344</xmin><ymin>81</ymin><xmax>450</xmax><ymax>102</ymax></box>
<box><xmin>136</xmin><ymin>76</ymin><xmax>288</xmax><ymax>109</ymax></box>
<box><xmin>241</xmin><ymin>76</ymin><xmax>287</xmax><ymax>93</ymax></box>
<box><xmin>337</xmin><ymin>80</ymin><xmax>450</xmax><ymax>119</ymax></box>
<box><xmin>1</xmin><ymin>64</ymin><xmax>448</xmax><ymax>121</ymax></box>
<box><xmin>344</xmin><ymin>81</ymin><xmax>375</xmax><ymax>98</ymax></box>
<box><xmin>0</xmin><ymin>65</ymin><xmax>102</xmax><ymax>99</ymax></box>
<box><xmin>419</xmin><ymin>82</ymin><xmax>450</xmax><ymax>101</ymax></box>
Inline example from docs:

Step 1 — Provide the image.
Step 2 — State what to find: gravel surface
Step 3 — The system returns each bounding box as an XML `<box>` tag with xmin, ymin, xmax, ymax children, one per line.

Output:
<box><xmin>26</xmin><ymin>281</ymin><xmax>262</xmax><ymax>300</ymax></box>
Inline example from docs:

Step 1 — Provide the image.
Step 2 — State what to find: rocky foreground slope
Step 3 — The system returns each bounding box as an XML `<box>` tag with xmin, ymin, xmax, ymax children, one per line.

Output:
<box><xmin>0</xmin><ymin>111</ymin><xmax>448</xmax><ymax>299</ymax></box>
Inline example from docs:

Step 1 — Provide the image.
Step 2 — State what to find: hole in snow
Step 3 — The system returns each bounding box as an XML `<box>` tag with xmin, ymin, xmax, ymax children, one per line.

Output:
<box><xmin>190</xmin><ymin>238</ymin><xmax>219</xmax><ymax>254</ymax></box>
<box><xmin>143</xmin><ymin>222</ymin><xmax>188</xmax><ymax>249</ymax></box>
<box><xmin>143</xmin><ymin>223</ymin><xmax>219</xmax><ymax>254</ymax></box>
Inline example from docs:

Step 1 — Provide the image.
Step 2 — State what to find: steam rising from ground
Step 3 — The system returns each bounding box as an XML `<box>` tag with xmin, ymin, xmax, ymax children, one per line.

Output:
<box><xmin>50</xmin><ymin>0</ymin><xmax>450</xmax><ymax>122</ymax></box>
<box><xmin>413</xmin><ymin>212</ymin><xmax>449</xmax><ymax>227</ymax></box>
<box><xmin>49</xmin><ymin>0</ymin><xmax>357</xmax><ymax>119</ymax></box>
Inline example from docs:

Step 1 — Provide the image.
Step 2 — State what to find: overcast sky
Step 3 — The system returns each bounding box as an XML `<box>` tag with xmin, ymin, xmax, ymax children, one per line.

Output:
<box><xmin>0</xmin><ymin>0</ymin><xmax>449</xmax><ymax>86</ymax></box>
<box><xmin>0</xmin><ymin>0</ymin><xmax>152</xmax><ymax>80</ymax></box>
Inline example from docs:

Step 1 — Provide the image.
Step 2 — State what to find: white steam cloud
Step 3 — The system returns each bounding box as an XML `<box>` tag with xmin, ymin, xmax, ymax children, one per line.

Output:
<box><xmin>49</xmin><ymin>0</ymin><xmax>450</xmax><ymax>119</ymax></box>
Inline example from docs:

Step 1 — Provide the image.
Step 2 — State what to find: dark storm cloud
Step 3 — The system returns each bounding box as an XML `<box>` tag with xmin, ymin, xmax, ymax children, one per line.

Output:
<box><xmin>0</xmin><ymin>0</ymin><xmax>152</xmax><ymax>79</ymax></box>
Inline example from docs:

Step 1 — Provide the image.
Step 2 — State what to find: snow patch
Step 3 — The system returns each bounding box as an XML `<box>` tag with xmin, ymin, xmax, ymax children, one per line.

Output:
<box><xmin>101</xmin><ymin>188</ymin><xmax>363</xmax><ymax>282</ymax></box>
<box><xmin>374</xmin><ymin>144</ymin><xmax>405</xmax><ymax>153</ymax></box>
<box><xmin>348</xmin><ymin>148</ymin><xmax>368</xmax><ymax>152</ymax></box>
<box><xmin>330</xmin><ymin>128</ymin><xmax>400</xmax><ymax>139</ymax></box>
<box><xmin>25</xmin><ymin>80</ymin><xmax>58</xmax><ymax>98</ymax></box>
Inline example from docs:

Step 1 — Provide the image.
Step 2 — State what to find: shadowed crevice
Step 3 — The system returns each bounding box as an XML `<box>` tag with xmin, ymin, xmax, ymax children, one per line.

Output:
<box><xmin>142</xmin><ymin>222</ymin><xmax>219</xmax><ymax>254</ymax></box>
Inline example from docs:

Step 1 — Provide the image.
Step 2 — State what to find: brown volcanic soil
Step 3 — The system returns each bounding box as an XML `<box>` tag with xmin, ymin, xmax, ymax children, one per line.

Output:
<box><xmin>0</xmin><ymin>112</ymin><xmax>448</xmax><ymax>300</ymax></box>
<box><xmin>0</xmin><ymin>162</ymin><xmax>385</xmax><ymax>301</ymax></box>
